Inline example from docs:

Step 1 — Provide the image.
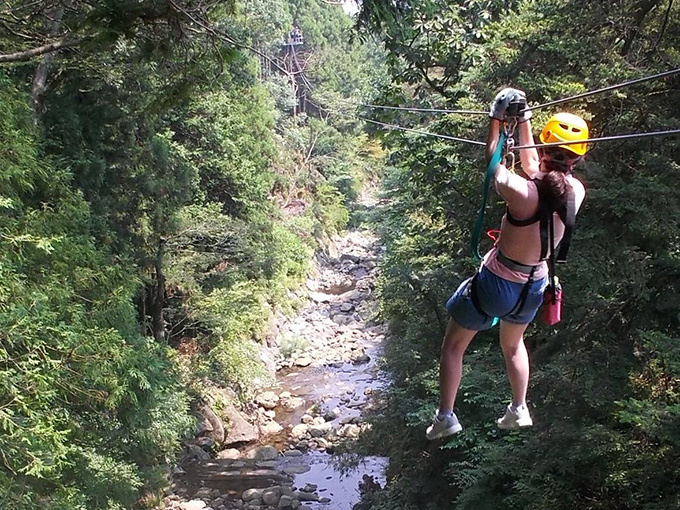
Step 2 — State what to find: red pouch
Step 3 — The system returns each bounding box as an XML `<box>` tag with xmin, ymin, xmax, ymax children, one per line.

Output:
<box><xmin>541</xmin><ymin>283</ymin><xmax>562</xmax><ymax>325</ymax></box>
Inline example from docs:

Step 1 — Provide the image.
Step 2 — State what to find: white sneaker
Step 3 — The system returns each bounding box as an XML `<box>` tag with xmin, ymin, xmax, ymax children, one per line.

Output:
<box><xmin>497</xmin><ymin>403</ymin><xmax>533</xmax><ymax>430</ymax></box>
<box><xmin>426</xmin><ymin>412</ymin><xmax>463</xmax><ymax>440</ymax></box>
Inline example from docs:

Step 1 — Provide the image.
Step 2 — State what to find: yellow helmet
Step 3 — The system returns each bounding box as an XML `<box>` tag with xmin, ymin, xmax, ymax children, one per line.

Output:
<box><xmin>539</xmin><ymin>113</ymin><xmax>589</xmax><ymax>156</ymax></box>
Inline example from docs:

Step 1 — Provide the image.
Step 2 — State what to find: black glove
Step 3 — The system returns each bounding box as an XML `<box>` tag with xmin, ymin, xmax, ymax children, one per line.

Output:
<box><xmin>490</xmin><ymin>88</ymin><xmax>531</xmax><ymax>122</ymax></box>
<box><xmin>489</xmin><ymin>87</ymin><xmax>517</xmax><ymax>120</ymax></box>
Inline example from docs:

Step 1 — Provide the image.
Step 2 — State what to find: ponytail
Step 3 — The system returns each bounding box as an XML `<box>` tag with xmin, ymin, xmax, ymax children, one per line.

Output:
<box><xmin>538</xmin><ymin>170</ymin><xmax>569</xmax><ymax>210</ymax></box>
<box><xmin>538</xmin><ymin>148</ymin><xmax>582</xmax><ymax>209</ymax></box>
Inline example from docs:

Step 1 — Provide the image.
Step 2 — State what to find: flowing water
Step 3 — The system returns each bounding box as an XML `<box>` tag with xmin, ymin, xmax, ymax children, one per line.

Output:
<box><xmin>167</xmin><ymin>225</ymin><xmax>389</xmax><ymax>510</ymax></box>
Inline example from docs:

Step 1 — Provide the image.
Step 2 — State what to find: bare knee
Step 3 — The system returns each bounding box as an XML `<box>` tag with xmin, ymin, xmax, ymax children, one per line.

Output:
<box><xmin>441</xmin><ymin>320</ymin><xmax>476</xmax><ymax>356</ymax></box>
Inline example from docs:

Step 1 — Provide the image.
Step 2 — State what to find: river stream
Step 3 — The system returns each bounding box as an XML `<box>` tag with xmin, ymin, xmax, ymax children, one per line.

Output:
<box><xmin>165</xmin><ymin>227</ymin><xmax>388</xmax><ymax>510</ymax></box>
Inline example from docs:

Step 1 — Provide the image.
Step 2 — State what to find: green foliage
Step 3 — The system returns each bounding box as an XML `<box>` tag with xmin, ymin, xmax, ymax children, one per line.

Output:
<box><xmin>0</xmin><ymin>0</ymin><xmax>385</xmax><ymax>506</ymax></box>
<box><xmin>359</xmin><ymin>0</ymin><xmax>680</xmax><ymax>509</ymax></box>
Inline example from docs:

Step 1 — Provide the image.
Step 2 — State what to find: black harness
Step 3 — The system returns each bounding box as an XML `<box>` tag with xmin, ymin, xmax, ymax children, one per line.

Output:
<box><xmin>469</xmin><ymin>178</ymin><xmax>576</xmax><ymax>321</ymax></box>
<box><xmin>505</xmin><ymin>178</ymin><xmax>576</xmax><ymax>263</ymax></box>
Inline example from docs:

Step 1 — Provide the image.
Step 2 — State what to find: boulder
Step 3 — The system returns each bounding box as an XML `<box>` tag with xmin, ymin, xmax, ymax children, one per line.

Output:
<box><xmin>278</xmin><ymin>495</ymin><xmax>294</xmax><ymax>508</ymax></box>
<box><xmin>283</xmin><ymin>465</ymin><xmax>311</xmax><ymax>475</ymax></box>
<box><xmin>291</xmin><ymin>424</ymin><xmax>308</xmax><ymax>438</ymax></box>
<box><xmin>309</xmin><ymin>423</ymin><xmax>332</xmax><ymax>437</ymax></box>
<box><xmin>217</xmin><ymin>448</ymin><xmax>241</xmax><ymax>459</ymax></box>
<box><xmin>198</xmin><ymin>402</ymin><xmax>225</xmax><ymax>444</ymax></box>
<box><xmin>186</xmin><ymin>444</ymin><xmax>210</xmax><ymax>461</ymax></box>
<box><xmin>180</xmin><ymin>501</ymin><xmax>207</xmax><ymax>510</ymax></box>
<box><xmin>223</xmin><ymin>401</ymin><xmax>259</xmax><ymax>446</ymax></box>
<box><xmin>255</xmin><ymin>391</ymin><xmax>279</xmax><ymax>410</ymax></box>
<box><xmin>242</xmin><ymin>488</ymin><xmax>264</xmax><ymax>502</ymax></box>
<box><xmin>262</xmin><ymin>487</ymin><xmax>281</xmax><ymax>506</ymax></box>
<box><xmin>323</xmin><ymin>407</ymin><xmax>341</xmax><ymax>421</ymax></box>
<box><xmin>261</xmin><ymin>421</ymin><xmax>284</xmax><ymax>435</ymax></box>
<box><xmin>253</xmin><ymin>445</ymin><xmax>278</xmax><ymax>460</ymax></box>
<box><xmin>293</xmin><ymin>356</ymin><xmax>312</xmax><ymax>367</ymax></box>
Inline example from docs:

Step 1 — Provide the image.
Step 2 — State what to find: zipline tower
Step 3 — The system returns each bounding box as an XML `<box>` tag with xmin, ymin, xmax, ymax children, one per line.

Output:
<box><xmin>282</xmin><ymin>25</ymin><xmax>312</xmax><ymax>117</ymax></box>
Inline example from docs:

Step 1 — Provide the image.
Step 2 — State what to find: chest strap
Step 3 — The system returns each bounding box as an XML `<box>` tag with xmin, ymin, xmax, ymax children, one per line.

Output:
<box><xmin>504</xmin><ymin>179</ymin><xmax>576</xmax><ymax>263</ymax></box>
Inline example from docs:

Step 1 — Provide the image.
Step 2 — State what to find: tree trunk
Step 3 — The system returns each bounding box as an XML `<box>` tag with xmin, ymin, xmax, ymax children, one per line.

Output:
<box><xmin>148</xmin><ymin>239</ymin><xmax>167</xmax><ymax>343</ymax></box>
<box><xmin>620</xmin><ymin>0</ymin><xmax>661</xmax><ymax>56</ymax></box>
<box><xmin>31</xmin><ymin>7</ymin><xmax>64</xmax><ymax>114</ymax></box>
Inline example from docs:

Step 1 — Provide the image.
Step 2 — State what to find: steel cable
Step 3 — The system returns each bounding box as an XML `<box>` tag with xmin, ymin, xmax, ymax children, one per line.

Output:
<box><xmin>525</xmin><ymin>67</ymin><xmax>680</xmax><ymax>112</ymax></box>
<box><xmin>360</xmin><ymin>117</ymin><xmax>486</xmax><ymax>146</ymax></box>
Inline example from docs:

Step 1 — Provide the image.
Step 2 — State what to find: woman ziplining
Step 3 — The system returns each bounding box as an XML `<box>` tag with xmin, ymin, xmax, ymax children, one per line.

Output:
<box><xmin>426</xmin><ymin>87</ymin><xmax>589</xmax><ymax>440</ymax></box>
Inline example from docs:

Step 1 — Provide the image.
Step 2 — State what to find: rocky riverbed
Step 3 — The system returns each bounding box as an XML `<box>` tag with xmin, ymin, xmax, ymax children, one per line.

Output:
<box><xmin>163</xmin><ymin>229</ymin><xmax>388</xmax><ymax>510</ymax></box>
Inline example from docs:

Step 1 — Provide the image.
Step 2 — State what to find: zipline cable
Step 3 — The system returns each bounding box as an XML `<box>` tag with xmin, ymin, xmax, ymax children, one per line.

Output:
<box><xmin>360</xmin><ymin>117</ymin><xmax>486</xmax><ymax>146</ymax></box>
<box><xmin>525</xmin><ymin>67</ymin><xmax>680</xmax><ymax>112</ymax></box>
<box><xmin>512</xmin><ymin>128</ymin><xmax>680</xmax><ymax>150</ymax></box>
<box><xmin>359</xmin><ymin>103</ymin><xmax>487</xmax><ymax>115</ymax></box>
<box><xmin>318</xmin><ymin>94</ymin><xmax>488</xmax><ymax>115</ymax></box>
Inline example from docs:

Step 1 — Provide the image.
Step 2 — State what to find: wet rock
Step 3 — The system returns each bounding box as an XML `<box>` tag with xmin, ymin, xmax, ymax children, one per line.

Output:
<box><xmin>340</xmin><ymin>253</ymin><xmax>361</xmax><ymax>263</ymax></box>
<box><xmin>332</xmin><ymin>314</ymin><xmax>351</xmax><ymax>326</ymax></box>
<box><xmin>283</xmin><ymin>465</ymin><xmax>311</xmax><ymax>474</ymax></box>
<box><xmin>323</xmin><ymin>407</ymin><xmax>341</xmax><ymax>421</ymax></box>
<box><xmin>319</xmin><ymin>497</ymin><xmax>332</xmax><ymax>504</ymax></box>
<box><xmin>339</xmin><ymin>415</ymin><xmax>360</xmax><ymax>425</ymax></box>
<box><xmin>261</xmin><ymin>421</ymin><xmax>284</xmax><ymax>435</ymax></box>
<box><xmin>256</xmin><ymin>460</ymin><xmax>277</xmax><ymax>468</ymax></box>
<box><xmin>280</xmin><ymin>486</ymin><xmax>295</xmax><ymax>498</ymax></box>
<box><xmin>340</xmin><ymin>424</ymin><xmax>361</xmax><ymax>438</ymax></box>
<box><xmin>255</xmin><ymin>391</ymin><xmax>279</xmax><ymax>410</ymax></box>
<box><xmin>252</xmin><ymin>445</ymin><xmax>278</xmax><ymax>460</ymax></box>
<box><xmin>294</xmin><ymin>356</ymin><xmax>312</xmax><ymax>367</ymax></box>
<box><xmin>283</xmin><ymin>449</ymin><xmax>303</xmax><ymax>457</ymax></box>
<box><xmin>340</xmin><ymin>303</ymin><xmax>354</xmax><ymax>313</ymax></box>
<box><xmin>186</xmin><ymin>444</ymin><xmax>210</xmax><ymax>461</ymax></box>
<box><xmin>309</xmin><ymin>423</ymin><xmax>332</xmax><ymax>437</ymax></box>
<box><xmin>291</xmin><ymin>424</ymin><xmax>308</xmax><ymax>438</ymax></box>
<box><xmin>195</xmin><ymin>437</ymin><xmax>214</xmax><ymax>450</ymax></box>
<box><xmin>282</xmin><ymin>397</ymin><xmax>305</xmax><ymax>409</ymax></box>
<box><xmin>295</xmin><ymin>491</ymin><xmax>319</xmax><ymax>502</ymax></box>
<box><xmin>262</xmin><ymin>487</ymin><xmax>281</xmax><ymax>505</ymax></box>
<box><xmin>353</xmin><ymin>353</ymin><xmax>371</xmax><ymax>365</ymax></box>
<box><xmin>290</xmin><ymin>501</ymin><xmax>301</xmax><ymax>509</ymax></box>
<box><xmin>180</xmin><ymin>501</ymin><xmax>207</xmax><ymax>510</ymax></box>
<box><xmin>278</xmin><ymin>495</ymin><xmax>294</xmax><ymax>508</ymax></box>
<box><xmin>301</xmin><ymin>483</ymin><xmax>318</xmax><ymax>493</ymax></box>
<box><xmin>193</xmin><ymin>487</ymin><xmax>213</xmax><ymax>499</ymax></box>
<box><xmin>242</xmin><ymin>489</ymin><xmax>263</xmax><ymax>502</ymax></box>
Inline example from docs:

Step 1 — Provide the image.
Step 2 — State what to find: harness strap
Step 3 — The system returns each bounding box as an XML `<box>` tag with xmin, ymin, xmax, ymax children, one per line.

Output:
<box><xmin>469</xmin><ymin>266</ymin><xmax>537</xmax><ymax>320</ymax></box>
<box><xmin>556</xmin><ymin>189</ymin><xmax>576</xmax><ymax>262</ymax></box>
<box><xmin>497</xmin><ymin>250</ymin><xmax>540</xmax><ymax>274</ymax></box>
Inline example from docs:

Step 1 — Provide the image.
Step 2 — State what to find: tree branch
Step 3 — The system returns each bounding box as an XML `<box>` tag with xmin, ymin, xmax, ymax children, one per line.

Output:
<box><xmin>0</xmin><ymin>37</ymin><xmax>83</xmax><ymax>63</ymax></box>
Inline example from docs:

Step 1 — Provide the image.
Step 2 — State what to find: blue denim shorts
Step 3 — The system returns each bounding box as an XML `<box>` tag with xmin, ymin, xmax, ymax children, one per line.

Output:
<box><xmin>446</xmin><ymin>266</ymin><xmax>548</xmax><ymax>331</ymax></box>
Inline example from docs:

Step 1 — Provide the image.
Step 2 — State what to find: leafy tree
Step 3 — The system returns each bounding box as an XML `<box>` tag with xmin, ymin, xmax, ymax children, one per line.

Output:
<box><xmin>357</xmin><ymin>0</ymin><xmax>680</xmax><ymax>509</ymax></box>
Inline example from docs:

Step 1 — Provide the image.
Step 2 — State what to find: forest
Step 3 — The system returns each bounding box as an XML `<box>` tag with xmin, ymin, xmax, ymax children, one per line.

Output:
<box><xmin>1</xmin><ymin>0</ymin><xmax>679</xmax><ymax>509</ymax></box>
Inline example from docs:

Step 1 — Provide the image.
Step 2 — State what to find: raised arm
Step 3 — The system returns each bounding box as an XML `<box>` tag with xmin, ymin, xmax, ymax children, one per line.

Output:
<box><xmin>486</xmin><ymin>118</ymin><xmax>503</xmax><ymax>164</ymax></box>
<box><xmin>517</xmin><ymin>119</ymin><xmax>540</xmax><ymax>178</ymax></box>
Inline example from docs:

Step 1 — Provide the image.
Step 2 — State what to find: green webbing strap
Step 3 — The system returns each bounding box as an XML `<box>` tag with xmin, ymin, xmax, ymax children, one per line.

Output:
<box><xmin>471</xmin><ymin>130</ymin><xmax>506</xmax><ymax>260</ymax></box>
